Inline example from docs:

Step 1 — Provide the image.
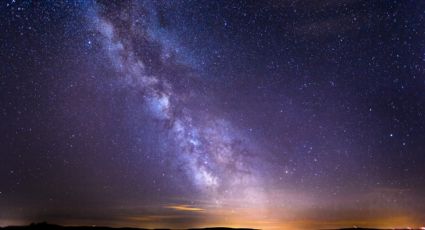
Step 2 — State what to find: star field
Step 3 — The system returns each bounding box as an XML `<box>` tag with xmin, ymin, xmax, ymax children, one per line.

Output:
<box><xmin>1</xmin><ymin>1</ymin><xmax>425</xmax><ymax>229</ymax></box>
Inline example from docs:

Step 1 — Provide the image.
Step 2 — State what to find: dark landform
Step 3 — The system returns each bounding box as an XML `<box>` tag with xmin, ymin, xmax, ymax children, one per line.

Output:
<box><xmin>0</xmin><ymin>222</ymin><xmax>257</xmax><ymax>230</ymax></box>
<box><xmin>1</xmin><ymin>223</ymin><xmax>423</xmax><ymax>230</ymax></box>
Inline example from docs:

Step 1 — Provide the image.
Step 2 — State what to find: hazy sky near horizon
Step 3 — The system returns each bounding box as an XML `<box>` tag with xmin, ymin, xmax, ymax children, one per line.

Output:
<box><xmin>1</xmin><ymin>1</ymin><xmax>425</xmax><ymax>229</ymax></box>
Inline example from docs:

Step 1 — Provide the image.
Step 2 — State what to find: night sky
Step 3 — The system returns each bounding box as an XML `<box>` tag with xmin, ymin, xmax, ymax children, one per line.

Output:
<box><xmin>1</xmin><ymin>1</ymin><xmax>425</xmax><ymax>229</ymax></box>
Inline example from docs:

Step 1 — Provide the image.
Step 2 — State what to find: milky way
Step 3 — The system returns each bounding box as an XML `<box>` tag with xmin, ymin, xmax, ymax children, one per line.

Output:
<box><xmin>91</xmin><ymin>1</ymin><xmax>267</xmax><ymax>202</ymax></box>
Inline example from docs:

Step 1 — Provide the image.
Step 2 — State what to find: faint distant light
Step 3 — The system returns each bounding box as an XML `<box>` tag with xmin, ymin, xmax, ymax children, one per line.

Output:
<box><xmin>419</xmin><ymin>227</ymin><xmax>425</xmax><ymax>230</ymax></box>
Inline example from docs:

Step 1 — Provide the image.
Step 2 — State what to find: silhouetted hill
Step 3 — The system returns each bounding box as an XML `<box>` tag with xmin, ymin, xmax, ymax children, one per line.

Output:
<box><xmin>0</xmin><ymin>223</ymin><xmax>258</xmax><ymax>230</ymax></box>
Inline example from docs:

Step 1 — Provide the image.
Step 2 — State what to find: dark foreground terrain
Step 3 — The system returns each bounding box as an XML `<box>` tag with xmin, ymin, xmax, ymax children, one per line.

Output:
<box><xmin>0</xmin><ymin>222</ymin><xmax>257</xmax><ymax>230</ymax></box>
<box><xmin>1</xmin><ymin>223</ymin><xmax>423</xmax><ymax>230</ymax></box>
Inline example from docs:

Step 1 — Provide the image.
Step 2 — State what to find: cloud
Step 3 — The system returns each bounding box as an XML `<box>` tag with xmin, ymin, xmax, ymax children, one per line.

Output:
<box><xmin>165</xmin><ymin>204</ymin><xmax>204</xmax><ymax>212</ymax></box>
